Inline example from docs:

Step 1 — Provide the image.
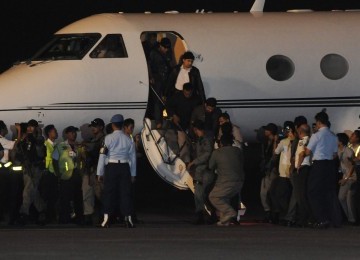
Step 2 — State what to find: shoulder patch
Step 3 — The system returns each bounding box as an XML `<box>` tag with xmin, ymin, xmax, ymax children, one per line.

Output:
<box><xmin>100</xmin><ymin>145</ymin><xmax>108</xmax><ymax>155</ymax></box>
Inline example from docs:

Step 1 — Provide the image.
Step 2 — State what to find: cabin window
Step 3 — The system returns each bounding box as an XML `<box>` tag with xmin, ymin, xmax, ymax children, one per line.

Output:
<box><xmin>32</xmin><ymin>33</ymin><xmax>101</xmax><ymax>61</ymax></box>
<box><xmin>320</xmin><ymin>54</ymin><xmax>348</xmax><ymax>80</ymax></box>
<box><xmin>89</xmin><ymin>34</ymin><xmax>128</xmax><ymax>58</ymax></box>
<box><xmin>266</xmin><ymin>55</ymin><xmax>295</xmax><ymax>81</ymax></box>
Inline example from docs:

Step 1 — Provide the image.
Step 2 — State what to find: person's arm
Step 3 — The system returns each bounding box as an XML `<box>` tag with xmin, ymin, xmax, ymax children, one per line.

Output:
<box><xmin>233</xmin><ymin>125</ymin><xmax>243</xmax><ymax>143</ymax></box>
<box><xmin>191</xmin><ymin>138</ymin><xmax>213</xmax><ymax>167</ymax></box>
<box><xmin>192</xmin><ymin>68</ymin><xmax>206</xmax><ymax>103</ymax></box>
<box><xmin>129</xmin><ymin>140</ymin><xmax>137</xmax><ymax>182</ymax></box>
<box><xmin>208</xmin><ymin>150</ymin><xmax>217</xmax><ymax>172</ymax></box>
<box><xmin>274</xmin><ymin>139</ymin><xmax>283</xmax><ymax>155</ymax></box>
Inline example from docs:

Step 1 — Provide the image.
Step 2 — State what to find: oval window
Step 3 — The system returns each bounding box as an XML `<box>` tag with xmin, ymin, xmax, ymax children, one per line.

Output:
<box><xmin>320</xmin><ymin>54</ymin><xmax>348</xmax><ymax>80</ymax></box>
<box><xmin>266</xmin><ymin>55</ymin><xmax>295</xmax><ymax>81</ymax></box>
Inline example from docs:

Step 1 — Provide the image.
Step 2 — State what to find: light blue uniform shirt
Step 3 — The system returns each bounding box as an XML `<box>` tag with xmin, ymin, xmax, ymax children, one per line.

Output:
<box><xmin>96</xmin><ymin>130</ymin><xmax>136</xmax><ymax>177</ymax></box>
<box><xmin>307</xmin><ymin>127</ymin><xmax>337</xmax><ymax>161</ymax></box>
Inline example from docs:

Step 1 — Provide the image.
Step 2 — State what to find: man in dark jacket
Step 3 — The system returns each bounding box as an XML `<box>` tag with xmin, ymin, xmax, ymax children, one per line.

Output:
<box><xmin>149</xmin><ymin>38</ymin><xmax>172</xmax><ymax>129</ymax></box>
<box><xmin>165</xmin><ymin>51</ymin><xmax>206</xmax><ymax>104</ymax></box>
<box><xmin>191</xmin><ymin>97</ymin><xmax>222</xmax><ymax>139</ymax></box>
<box><xmin>166</xmin><ymin>83</ymin><xmax>201</xmax><ymax>163</ymax></box>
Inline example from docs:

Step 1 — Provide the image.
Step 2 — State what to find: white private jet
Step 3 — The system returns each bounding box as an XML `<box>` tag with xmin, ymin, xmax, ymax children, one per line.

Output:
<box><xmin>0</xmin><ymin>0</ymin><xmax>359</xmax><ymax>193</ymax></box>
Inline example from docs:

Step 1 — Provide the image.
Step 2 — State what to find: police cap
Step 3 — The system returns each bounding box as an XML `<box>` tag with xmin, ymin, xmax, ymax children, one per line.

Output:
<box><xmin>110</xmin><ymin>114</ymin><xmax>124</xmax><ymax>123</ymax></box>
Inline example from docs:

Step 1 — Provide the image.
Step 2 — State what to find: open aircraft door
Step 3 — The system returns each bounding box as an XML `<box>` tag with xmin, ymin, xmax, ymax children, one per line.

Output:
<box><xmin>141</xmin><ymin>118</ymin><xmax>194</xmax><ymax>192</ymax></box>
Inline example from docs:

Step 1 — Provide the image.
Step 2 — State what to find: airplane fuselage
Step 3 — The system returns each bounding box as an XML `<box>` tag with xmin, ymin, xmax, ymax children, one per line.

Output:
<box><xmin>0</xmin><ymin>12</ymin><xmax>359</xmax><ymax>140</ymax></box>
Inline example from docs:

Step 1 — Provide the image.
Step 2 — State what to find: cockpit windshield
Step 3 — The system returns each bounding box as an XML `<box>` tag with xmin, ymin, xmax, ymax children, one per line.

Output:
<box><xmin>32</xmin><ymin>33</ymin><xmax>101</xmax><ymax>61</ymax></box>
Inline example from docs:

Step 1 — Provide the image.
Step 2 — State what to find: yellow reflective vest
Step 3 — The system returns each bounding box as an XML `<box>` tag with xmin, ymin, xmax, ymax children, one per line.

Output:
<box><xmin>54</xmin><ymin>142</ymin><xmax>86</xmax><ymax>180</ymax></box>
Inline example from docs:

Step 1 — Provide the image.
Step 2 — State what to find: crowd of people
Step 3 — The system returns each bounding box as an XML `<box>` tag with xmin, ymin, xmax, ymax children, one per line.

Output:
<box><xmin>0</xmin><ymin>36</ymin><xmax>358</xmax><ymax>230</ymax></box>
<box><xmin>260</xmin><ymin>112</ymin><xmax>360</xmax><ymax>229</ymax></box>
<box><xmin>0</xmin><ymin>117</ymin><xmax>138</xmax><ymax>227</ymax></box>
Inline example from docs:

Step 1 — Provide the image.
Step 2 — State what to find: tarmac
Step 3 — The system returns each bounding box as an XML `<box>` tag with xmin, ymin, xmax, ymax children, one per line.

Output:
<box><xmin>1</xmin><ymin>213</ymin><xmax>360</xmax><ymax>260</ymax></box>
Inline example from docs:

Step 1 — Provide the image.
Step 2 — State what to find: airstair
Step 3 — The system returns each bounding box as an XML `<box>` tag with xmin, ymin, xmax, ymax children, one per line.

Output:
<box><xmin>141</xmin><ymin>117</ymin><xmax>195</xmax><ymax>192</ymax></box>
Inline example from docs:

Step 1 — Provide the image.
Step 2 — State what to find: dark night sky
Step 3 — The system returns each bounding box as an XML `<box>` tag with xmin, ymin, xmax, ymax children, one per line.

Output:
<box><xmin>1</xmin><ymin>0</ymin><xmax>360</xmax><ymax>73</ymax></box>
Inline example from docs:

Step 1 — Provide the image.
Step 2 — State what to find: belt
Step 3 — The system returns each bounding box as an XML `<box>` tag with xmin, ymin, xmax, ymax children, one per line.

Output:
<box><xmin>108</xmin><ymin>159</ymin><xmax>129</xmax><ymax>164</ymax></box>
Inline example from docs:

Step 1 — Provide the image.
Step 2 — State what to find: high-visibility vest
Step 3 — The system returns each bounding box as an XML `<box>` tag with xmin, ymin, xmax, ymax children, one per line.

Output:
<box><xmin>56</xmin><ymin>143</ymin><xmax>87</xmax><ymax>180</ymax></box>
<box><xmin>56</xmin><ymin>143</ymin><xmax>75</xmax><ymax>180</ymax></box>
<box><xmin>45</xmin><ymin>140</ymin><xmax>55</xmax><ymax>174</ymax></box>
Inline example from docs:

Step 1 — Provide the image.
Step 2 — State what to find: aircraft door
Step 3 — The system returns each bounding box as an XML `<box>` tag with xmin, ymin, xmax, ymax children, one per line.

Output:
<box><xmin>140</xmin><ymin>31</ymin><xmax>188</xmax><ymax>123</ymax></box>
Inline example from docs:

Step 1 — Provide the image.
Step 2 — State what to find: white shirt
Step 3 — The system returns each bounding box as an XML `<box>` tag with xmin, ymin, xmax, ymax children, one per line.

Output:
<box><xmin>275</xmin><ymin>137</ymin><xmax>292</xmax><ymax>178</ymax></box>
<box><xmin>175</xmin><ymin>66</ymin><xmax>191</xmax><ymax>91</ymax></box>
<box><xmin>295</xmin><ymin>136</ymin><xmax>310</xmax><ymax>167</ymax></box>
<box><xmin>0</xmin><ymin>135</ymin><xmax>15</xmax><ymax>163</ymax></box>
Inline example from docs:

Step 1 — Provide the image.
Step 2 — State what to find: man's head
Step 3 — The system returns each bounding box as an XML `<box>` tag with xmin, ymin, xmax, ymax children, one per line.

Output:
<box><xmin>64</xmin><ymin>126</ymin><xmax>79</xmax><ymax>142</ymax></box>
<box><xmin>350</xmin><ymin>130</ymin><xmax>360</xmax><ymax>145</ymax></box>
<box><xmin>182</xmin><ymin>83</ymin><xmax>194</xmax><ymax>98</ymax></box>
<box><xmin>283</xmin><ymin>121</ymin><xmax>296</xmax><ymax>139</ymax></box>
<box><xmin>218</xmin><ymin>112</ymin><xmax>230</xmax><ymax>126</ymax></box>
<box><xmin>27</xmin><ymin>119</ymin><xmax>38</xmax><ymax>134</ymax></box>
<box><xmin>123</xmin><ymin>118</ymin><xmax>135</xmax><ymax>136</ymax></box>
<box><xmin>337</xmin><ymin>133</ymin><xmax>349</xmax><ymax>147</ymax></box>
<box><xmin>182</xmin><ymin>51</ymin><xmax>195</xmax><ymax>69</ymax></box>
<box><xmin>297</xmin><ymin>124</ymin><xmax>310</xmax><ymax>139</ymax></box>
<box><xmin>192</xmin><ymin>120</ymin><xmax>205</xmax><ymax>137</ymax></box>
<box><xmin>44</xmin><ymin>124</ymin><xmax>58</xmax><ymax>141</ymax></box>
<box><xmin>89</xmin><ymin>118</ymin><xmax>105</xmax><ymax>136</ymax></box>
<box><xmin>0</xmin><ymin>121</ymin><xmax>8</xmax><ymax>136</ymax></box>
<box><xmin>294</xmin><ymin>116</ymin><xmax>308</xmax><ymax>129</ymax></box>
<box><xmin>159</xmin><ymin>38</ymin><xmax>171</xmax><ymax>54</ymax></box>
<box><xmin>314</xmin><ymin>111</ymin><xmax>330</xmax><ymax>129</ymax></box>
<box><xmin>110</xmin><ymin>114</ymin><xmax>124</xmax><ymax>130</ymax></box>
<box><xmin>264</xmin><ymin>123</ymin><xmax>278</xmax><ymax>137</ymax></box>
<box><xmin>205</xmin><ymin>98</ymin><xmax>217</xmax><ymax>114</ymax></box>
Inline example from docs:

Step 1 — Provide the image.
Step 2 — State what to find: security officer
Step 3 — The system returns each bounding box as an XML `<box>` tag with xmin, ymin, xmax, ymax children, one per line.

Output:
<box><xmin>53</xmin><ymin>126</ymin><xmax>85</xmax><ymax>224</ymax></box>
<box><xmin>16</xmin><ymin>119</ymin><xmax>46</xmax><ymax>225</ymax></box>
<box><xmin>305</xmin><ymin>112</ymin><xmax>339</xmax><ymax>228</ymax></box>
<box><xmin>187</xmin><ymin>120</ymin><xmax>215</xmax><ymax>224</ymax></box>
<box><xmin>97</xmin><ymin>114</ymin><xmax>136</xmax><ymax>228</ymax></box>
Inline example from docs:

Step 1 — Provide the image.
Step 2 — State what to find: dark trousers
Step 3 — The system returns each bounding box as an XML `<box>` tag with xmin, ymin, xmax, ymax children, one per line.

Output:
<box><xmin>8</xmin><ymin>170</ymin><xmax>24</xmax><ymax>224</ymax></box>
<box><xmin>40</xmin><ymin>171</ymin><xmax>59</xmax><ymax>221</ymax></box>
<box><xmin>59</xmin><ymin>170</ymin><xmax>83</xmax><ymax>223</ymax></box>
<box><xmin>293</xmin><ymin>166</ymin><xmax>312</xmax><ymax>225</ymax></box>
<box><xmin>103</xmin><ymin>163</ymin><xmax>132</xmax><ymax>216</ymax></box>
<box><xmin>270</xmin><ymin>176</ymin><xmax>292</xmax><ymax>218</ymax></box>
<box><xmin>0</xmin><ymin>167</ymin><xmax>10</xmax><ymax>218</ymax></box>
<box><xmin>354</xmin><ymin>166</ymin><xmax>360</xmax><ymax>223</ymax></box>
<box><xmin>307</xmin><ymin>160</ymin><xmax>338</xmax><ymax>223</ymax></box>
